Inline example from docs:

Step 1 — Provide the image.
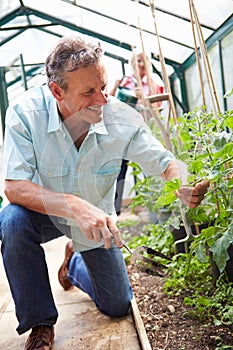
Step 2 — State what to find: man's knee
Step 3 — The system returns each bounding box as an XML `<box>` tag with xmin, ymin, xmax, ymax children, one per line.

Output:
<box><xmin>100</xmin><ymin>301</ymin><xmax>132</xmax><ymax>318</ymax></box>
<box><xmin>1</xmin><ymin>204</ymin><xmax>35</xmax><ymax>246</ymax></box>
<box><xmin>98</xmin><ymin>292</ymin><xmax>133</xmax><ymax>318</ymax></box>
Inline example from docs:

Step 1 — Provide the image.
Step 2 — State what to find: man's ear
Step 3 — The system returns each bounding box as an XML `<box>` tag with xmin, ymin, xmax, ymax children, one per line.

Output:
<box><xmin>49</xmin><ymin>82</ymin><xmax>64</xmax><ymax>101</ymax></box>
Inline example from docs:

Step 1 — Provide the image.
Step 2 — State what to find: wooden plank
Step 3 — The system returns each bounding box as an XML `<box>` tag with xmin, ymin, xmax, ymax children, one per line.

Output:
<box><xmin>131</xmin><ymin>295</ymin><xmax>152</xmax><ymax>350</ymax></box>
<box><xmin>146</xmin><ymin>93</ymin><xmax>170</xmax><ymax>103</ymax></box>
<box><xmin>0</xmin><ymin>297</ymin><xmax>11</xmax><ymax>321</ymax></box>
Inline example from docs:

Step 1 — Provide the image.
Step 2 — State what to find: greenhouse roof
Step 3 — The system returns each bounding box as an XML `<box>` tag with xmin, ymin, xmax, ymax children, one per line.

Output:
<box><xmin>0</xmin><ymin>0</ymin><xmax>232</xmax><ymax>71</ymax></box>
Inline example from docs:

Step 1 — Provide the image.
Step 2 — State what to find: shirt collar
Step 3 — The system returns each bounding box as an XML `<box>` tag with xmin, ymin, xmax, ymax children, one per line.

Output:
<box><xmin>89</xmin><ymin>111</ymin><xmax>108</xmax><ymax>135</ymax></box>
<box><xmin>47</xmin><ymin>97</ymin><xmax>63</xmax><ymax>133</ymax></box>
<box><xmin>48</xmin><ymin>97</ymin><xmax>108</xmax><ymax>135</ymax></box>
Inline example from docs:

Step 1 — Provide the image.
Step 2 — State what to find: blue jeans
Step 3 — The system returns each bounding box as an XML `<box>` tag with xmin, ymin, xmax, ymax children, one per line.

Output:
<box><xmin>0</xmin><ymin>204</ymin><xmax>132</xmax><ymax>335</ymax></box>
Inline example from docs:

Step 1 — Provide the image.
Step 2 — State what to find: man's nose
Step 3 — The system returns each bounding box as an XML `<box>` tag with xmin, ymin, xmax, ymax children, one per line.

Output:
<box><xmin>95</xmin><ymin>90</ymin><xmax>108</xmax><ymax>105</ymax></box>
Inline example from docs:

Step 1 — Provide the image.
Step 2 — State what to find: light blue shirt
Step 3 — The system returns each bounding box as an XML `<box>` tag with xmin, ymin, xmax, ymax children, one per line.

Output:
<box><xmin>4</xmin><ymin>85</ymin><xmax>174</xmax><ymax>251</ymax></box>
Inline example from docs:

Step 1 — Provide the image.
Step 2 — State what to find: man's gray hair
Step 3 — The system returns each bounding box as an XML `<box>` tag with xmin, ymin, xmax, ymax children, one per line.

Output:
<box><xmin>46</xmin><ymin>35</ymin><xmax>103</xmax><ymax>91</ymax></box>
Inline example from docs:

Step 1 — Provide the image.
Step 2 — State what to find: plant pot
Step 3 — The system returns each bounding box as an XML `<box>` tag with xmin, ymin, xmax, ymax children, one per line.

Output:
<box><xmin>208</xmin><ymin>244</ymin><xmax>233</xmax><ymax>283</ymax></box>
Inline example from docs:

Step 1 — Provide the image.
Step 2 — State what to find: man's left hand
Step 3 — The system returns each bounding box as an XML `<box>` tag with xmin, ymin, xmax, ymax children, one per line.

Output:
<box><xmin>175</xmin><ymin>180</ymin><xmax>209</xmax><ymax>208</ymax></box>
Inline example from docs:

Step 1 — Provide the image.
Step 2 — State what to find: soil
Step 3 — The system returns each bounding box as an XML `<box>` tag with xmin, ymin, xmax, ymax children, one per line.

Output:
<box><xmin>119</xmin><ymin>206</ymin><xmax>233</xmax><ymax>350</ymax></box>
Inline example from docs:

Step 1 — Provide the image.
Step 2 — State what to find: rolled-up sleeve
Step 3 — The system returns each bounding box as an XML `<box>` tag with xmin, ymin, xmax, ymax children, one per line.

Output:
<box><xmin>3</xmin><ymin>105</ymin><xmax>36</xmax><ymax>181</ymax></box>
<box><xmin>125</xmin><ymin>125</ymin><xmax>175</xmax><ymax>176</ymax></box>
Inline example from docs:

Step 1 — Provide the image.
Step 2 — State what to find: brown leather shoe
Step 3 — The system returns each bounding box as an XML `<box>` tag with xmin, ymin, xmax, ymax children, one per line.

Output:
<box><xmin>24</xmin><ymin>325</ymin><xmax>54</xmax><ymax>350</ymax></box>
<box><xmin>58</xmin><ymin>241</ymin><xmax>74</xmax><ymax>291</ymax></box>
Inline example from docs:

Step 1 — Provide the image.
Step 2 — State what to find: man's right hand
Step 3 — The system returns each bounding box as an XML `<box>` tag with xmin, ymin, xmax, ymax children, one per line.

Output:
<box><xmin>66</xmin><ymin>196</ymin><xmax>123</xmax><ymax>250</ymax></box>
<box><xmin>5</xmin><ymin>179</ymin><xmax>123</xmax><ymax>250</ymax></box>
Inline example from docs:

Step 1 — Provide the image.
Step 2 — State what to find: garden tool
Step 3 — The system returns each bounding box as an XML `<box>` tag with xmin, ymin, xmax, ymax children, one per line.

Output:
<box><xmin>122</xmin><ymin>242</ymin><xmax>172</xmax><ymax>277</ymax></box>
<box><xmin>174</xmin><ymin>204</ymin><xmax>196</xmax><ymax>254</ymax></box>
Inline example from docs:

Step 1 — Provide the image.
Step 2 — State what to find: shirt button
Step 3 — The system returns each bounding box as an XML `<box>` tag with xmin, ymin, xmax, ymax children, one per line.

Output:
<box><xmin>47</xmin><ymin>172</ymin><xmax>51</xmax><ymax>176</ymax></box>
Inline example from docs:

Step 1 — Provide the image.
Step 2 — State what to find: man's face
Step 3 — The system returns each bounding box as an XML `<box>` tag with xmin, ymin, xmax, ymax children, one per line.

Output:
<box><xmin>51</xmin><ymin>61</ymin><xmax>108</xmax><ymax>124</ymax></box>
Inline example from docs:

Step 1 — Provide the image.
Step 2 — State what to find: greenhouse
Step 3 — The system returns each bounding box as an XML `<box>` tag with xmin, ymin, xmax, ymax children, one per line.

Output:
<box><xmin>0</xmin><ymin>0</ymin><xmax>233</xmax><ymax>136</ymax></box>
<box><xmin>0</xmin><ymin>1</ymin><xmax>232</xmax><ymax>349</ymax></box>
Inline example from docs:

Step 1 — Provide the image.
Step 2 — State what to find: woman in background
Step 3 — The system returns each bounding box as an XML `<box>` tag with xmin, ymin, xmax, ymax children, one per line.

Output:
<box><xmin>110</xmin><ymin>51</ymin><xmax>164</xmax><ymax>215</ymax></box>
<box><xmin>110</xmin><ymin>51</ymin><xmax>164</xmax><ymax>110</ymax></box>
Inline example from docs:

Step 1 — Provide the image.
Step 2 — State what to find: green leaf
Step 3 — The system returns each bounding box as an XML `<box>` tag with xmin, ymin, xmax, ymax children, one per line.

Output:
<box><xmin>153</xmin><ymin>192</ymin><xmax>176</xmax><ymax>209</ymax></box>
<box><xmin>188</xmin><ymin>159</ymin><xmax>204</xmax><ymax>174</ymax></box>
<box><xmin>213</xmin><ymin>131</ymin><xmax>232</xmax><ymax>149</ymax></box>
<box><xmin>224</xmin><ymin>88</ymin><xmax>233</xmax><ymax>97</ymax></box>
<box><xmin>152</xmin><ymin>178</ymin><xmax>181</xmax><ymax>210</ymax></box>
<box><xmin>210</xmin><ymin>229</ymin><xmax>233</xmax><ymax>272</ymax></box>
<box><xmin>195</xmin><ymin>241</ymin><xmax>208</xmax><ymax>263</ymax></box>
<box><xmin>164</xmin><ymin>178</ymin><xmax>182</xmax><ymax>191</ymax></box>
<box><xmin>224</xmin><ymin>115</ymin><xmax>233</xmax><ymax>129</ymax></box>
<box><xmin>213</xmin><ymin>318</ymin><xmax>222</xmax><ymax>326</ymax></box>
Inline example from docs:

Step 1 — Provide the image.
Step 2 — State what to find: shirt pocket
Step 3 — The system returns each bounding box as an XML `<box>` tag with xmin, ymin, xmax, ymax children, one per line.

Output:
<box><xmin>38</xmin><ymin>164</ymin><xmax>69</xmax><ymax>192</ymax></box>
<box><xmin>78</xmin><ymin>167</ymin><xmax>120</xmax><ymax>206</ymax></box>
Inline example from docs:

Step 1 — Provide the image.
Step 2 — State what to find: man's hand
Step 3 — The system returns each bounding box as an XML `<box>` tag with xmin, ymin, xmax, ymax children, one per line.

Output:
<box><xmin>4</xmin><ymin>180</ymin><xmax>123</xmax><ymax>250</ymax></box>
<box><xmin>175</xmin><ymin>180</ymin><xmax>209</xmax><ymax>208</ymax></box>
<box><xmin>68</xmin><ymin>197</ymin><xmax>123</xmax><ymax>250</ymax></box>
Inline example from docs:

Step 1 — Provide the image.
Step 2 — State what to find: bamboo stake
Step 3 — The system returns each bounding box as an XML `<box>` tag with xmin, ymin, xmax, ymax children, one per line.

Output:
<box><xmin>132</xmin><ymin>47</ymin><xmax>173</xmax><ymax>151</ymax></box>
<box><xmin>148</xmin><ymin>0</ymin><xmax>182</xmax><ymax>156</ymax></box>
<box><xmin>188</xmin><ymin>0</ymin><xmax>206</xmax><ymax>110</ymax></box>
<box><xmin>189</xmin><ymin>0</ymin><xmax>221</xmax><ymax>117</ymax></box>
<box><xmin>131</xmin><ymin>47</ymin><xmax>151</xmax><ymax>124</ymax></box>
<box><xmin>148</xmin><ymin>0</ymin><xmax>197</xmax><ymax>246</ymax></box>
<box><xmin>137</xmin><ymin>17</ymin><xmax>163</xmax><ymax>120</ymax></box>
<box><xmin>189</xmin><ymin>0</ymin><xmax>221</xmax><ymax>213</ymax></box>
<box><xmin>148</xmin><ymin>0</ymin><xmax>179</xmax><ymax>128</ymax></box>
<box><xmin>137</xmin><ymin>19</ymin><xmax>172</xmax><ymax>151</ymax></box>
<box><xmin>138</xmin><ymin>18</ymin><xmax>158</xmax><ymax>98</ymax></box>
<box><xmin>193</xmin><ymin>3</ymin><xmax>221</xmax><ymax>113</ymax></box>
